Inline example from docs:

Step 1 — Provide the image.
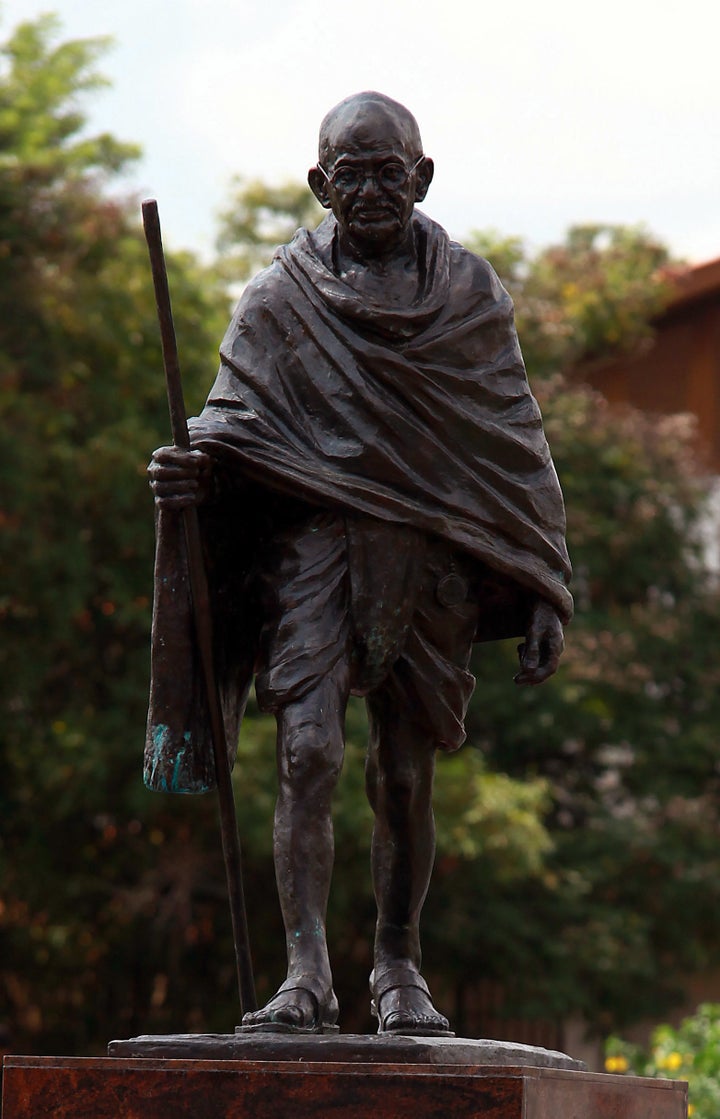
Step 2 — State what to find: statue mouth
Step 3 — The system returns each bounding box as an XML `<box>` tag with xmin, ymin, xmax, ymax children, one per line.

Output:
<box><xmin>353</xmin><ymin>207</ymin><xmax>397</xmax><ymax>223</ymax></box>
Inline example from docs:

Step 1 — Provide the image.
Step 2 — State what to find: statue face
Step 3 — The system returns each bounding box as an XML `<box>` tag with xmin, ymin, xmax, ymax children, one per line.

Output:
<box><xmin>310</xmin><ymin>100</ymin><xmax>432</xmax><ymax>258</ymax></box>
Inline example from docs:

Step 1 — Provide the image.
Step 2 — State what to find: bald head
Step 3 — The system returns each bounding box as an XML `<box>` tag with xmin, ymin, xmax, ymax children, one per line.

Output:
<box><xmin>308</xmin><ymin>92</ymin><xmax>433</xmax><ymax>259</ymax></box>
<box><xmin>318</xmin><ymin>92</ymin><xmax>423</xmax><ymax>166</ymax></box>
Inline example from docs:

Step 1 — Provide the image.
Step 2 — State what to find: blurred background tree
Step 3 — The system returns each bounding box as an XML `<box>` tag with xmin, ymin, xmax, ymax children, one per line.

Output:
<box><xmin>216</xmin><ymin>177</ymin><xmax>322</xmax><ymax>284</ymax></box>
<box><xmin>0</xmin><ymin>13</ymin><xmax>231</xmax><ymax>1050</ymax></box>
<box><xmin>467</xmin><ymin>224</ymin><xmax>675</xmax><ymax>375</ymax></box>
<box><xmin>3</xmin><ymin>11</ymin><xmax>720</xmax><ymax>1057</ymax></box>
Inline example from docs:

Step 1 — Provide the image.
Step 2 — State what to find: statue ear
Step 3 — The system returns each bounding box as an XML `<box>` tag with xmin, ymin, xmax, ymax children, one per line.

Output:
<box><xmin>414</xmin><ymin>157</ymin><xmax>434</xmax><ymax>203</ymax></box>
<box><xmin>308</xmin><ymin>167</ymin><xmax>332</xmax><ymax>209</ymax></box>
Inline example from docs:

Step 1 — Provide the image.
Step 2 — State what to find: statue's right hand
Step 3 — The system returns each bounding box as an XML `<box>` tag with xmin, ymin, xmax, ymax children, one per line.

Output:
<box><xmin>147</xmin><ymin>446</ymin><xmax>212</xmax><ymax>510</ymax></box>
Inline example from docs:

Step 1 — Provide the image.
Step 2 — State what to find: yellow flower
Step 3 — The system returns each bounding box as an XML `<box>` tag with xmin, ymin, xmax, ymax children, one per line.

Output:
<box><xmin>605</xmin><ymin>1056</ymin><xmax>629</xmax><ymax>1073</ymax></box>
<box><xmin>658</xmin><ymin>1052</ymin><xmax>684</xmax><ymax>1072</ymax></box>
<box><xmin>688</xmin><ymin>1105</ymin><xmax>695</xmax><ymax>1116</ymax></box>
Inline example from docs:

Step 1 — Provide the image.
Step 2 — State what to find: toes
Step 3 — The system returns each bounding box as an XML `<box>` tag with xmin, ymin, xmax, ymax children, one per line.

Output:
<box><xmin>269</xmin><ymin>1001</ymin><xmax>305</xmax><ymax>1028</ymax></box>
<box><xmin>383</xmin><ymin>1010</ymin><xmax>449</xmax><ymax>1032</ymax></box>
<box><xmin>375</xmin><ymin>983</ymin><xmax>451</xmax><ymax>1035</ymax></box>
<box><xmin>242</xmin><ymin>987</ymin><xmax>317</xmax><ymax>1030</ymax></box>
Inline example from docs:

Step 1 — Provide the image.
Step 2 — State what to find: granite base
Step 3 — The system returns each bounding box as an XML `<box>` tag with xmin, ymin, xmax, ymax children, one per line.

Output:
<box><xmin>2</xmin><ymin>1047</ymin><xmax>687</xmax><ymax>1119</ymax></box>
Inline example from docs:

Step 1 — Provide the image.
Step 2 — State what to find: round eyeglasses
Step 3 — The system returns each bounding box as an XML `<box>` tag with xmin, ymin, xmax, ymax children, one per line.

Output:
<box><xmin>317</xmin><ymin>155</ymin><xmax>424</xmax><ymax>194</ymax></box>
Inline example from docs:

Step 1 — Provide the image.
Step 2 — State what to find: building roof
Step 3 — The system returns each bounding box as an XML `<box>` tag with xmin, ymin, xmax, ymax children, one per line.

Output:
<box><xmin>664</xmin><ymin>256</ymin><xmax>720</xmax><ymax>313</ymax></box>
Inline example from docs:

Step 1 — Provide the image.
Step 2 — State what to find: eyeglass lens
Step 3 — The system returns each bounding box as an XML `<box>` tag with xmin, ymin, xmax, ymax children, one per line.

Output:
<box><xmin>322</xmin><ymin>157</ymin><xmax>422</xmax><ymax>192</ymax></box>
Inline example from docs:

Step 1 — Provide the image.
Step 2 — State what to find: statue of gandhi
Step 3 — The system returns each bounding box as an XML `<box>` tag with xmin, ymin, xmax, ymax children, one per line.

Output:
<box><xmin>147</xmin><ymin>91</ymin><xmax>572</xmax><ymax>1036</ymax></box>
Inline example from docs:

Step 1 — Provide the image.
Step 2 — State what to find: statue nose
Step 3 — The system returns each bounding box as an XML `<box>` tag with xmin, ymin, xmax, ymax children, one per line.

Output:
<box><xmin>357</xmin><ymin>173</ymin><xmax>382</xmax><ymax>197</ymax></box>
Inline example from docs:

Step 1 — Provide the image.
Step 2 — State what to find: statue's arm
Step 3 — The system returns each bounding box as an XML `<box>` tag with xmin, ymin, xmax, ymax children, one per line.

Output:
<box><xmin>147</xmin><ymin>445</ymin><xmax>213</xmax><ymax>510</ymax></box>
<box><xmin>514</xmin><ymin>599</ymin><xmax>565</xmax><ymax>686</ymax></box>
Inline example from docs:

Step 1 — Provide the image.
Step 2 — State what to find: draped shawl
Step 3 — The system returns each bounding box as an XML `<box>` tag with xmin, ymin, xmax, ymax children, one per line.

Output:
<box><xmin>145</xmin><ymin>211</ymin><xmax>571</xmax><ymax>793</ymax></box>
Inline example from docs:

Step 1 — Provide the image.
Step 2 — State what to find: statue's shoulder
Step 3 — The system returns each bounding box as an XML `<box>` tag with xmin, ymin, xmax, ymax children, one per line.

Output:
<box><xmin>223</xmin><ymin>221</ymin><xmax>332</xmax><ymax>346</ymax></box>
<box><xmin>413</xmin><ymin>210</ymin><xmax>504</xmax><ymax>298</ymax></box>
<box><xmin>232</xmin><ymin>254</ymin><xmax>293</xmax><ymax>320</ymax></box>
<box><xmin>238</xmin><ymin>218</ymin><xmax>333</xmax><ymax>309</ymax></box>
<box><xmin>449</xmin><ymin>238</ymin><xmax>505</xmax><ymax>294</ymax></box>
<box><xmin>437</xmin><ymin>236</ymin><xmax>513</xmax><ymax>318</ymax></box>
<box><xmin>246</xmin><ymin>254</ymin><xmax>288</xmax><ymax>295</ymax></box>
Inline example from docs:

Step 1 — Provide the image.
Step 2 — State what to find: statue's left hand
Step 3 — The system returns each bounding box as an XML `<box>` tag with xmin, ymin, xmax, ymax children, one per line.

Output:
<box><xmin>514</xmin><ymin>600</ymin><xmax>565</xmax><ymax>686</ymax></box>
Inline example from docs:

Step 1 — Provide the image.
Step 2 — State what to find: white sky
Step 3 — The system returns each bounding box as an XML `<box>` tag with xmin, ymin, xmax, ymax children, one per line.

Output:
<box><xmin>3</xmin><ymin>0</ymin><xmax>720</xmax><ymax>263</ymax></box>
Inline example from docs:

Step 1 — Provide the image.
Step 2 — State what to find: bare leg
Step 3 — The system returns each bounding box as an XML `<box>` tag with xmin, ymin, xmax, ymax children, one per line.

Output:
<box><xmin>242</xmin><ymin>664</ymin><xmax>349</xmax><ymax>1031</ymax></box>
<box><xmin>275</xmin><ymin>667</ymin><xmax>349</xmax><ymax>985</ymax></box>
<box><xmin>365</xmin><ymin>689</ymin><xmax>452</xmax><ymax>1034</ymax></box>
<box><xmin>366</xmin><ymin>691</ymin><xmax>435</xmax><ymax>971</ymax></box>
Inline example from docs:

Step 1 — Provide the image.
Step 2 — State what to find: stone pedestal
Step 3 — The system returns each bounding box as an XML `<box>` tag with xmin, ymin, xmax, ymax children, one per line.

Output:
<box><xmin>109</xmin><ymin>1030</ymin><xmax>588</xmax><ymax>1069</ymax></box>
<box><xmin>2</xmin><ymin>1037</ymin><xmax>687</xmax><ymax>1119</ymax></box>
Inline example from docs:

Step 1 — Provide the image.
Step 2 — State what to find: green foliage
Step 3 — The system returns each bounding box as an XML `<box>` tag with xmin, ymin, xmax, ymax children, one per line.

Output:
<box><xmin>216</xmin><ymin>177</ymin><xmax>323</xmax><ymax>283</ymax></box>
<box><xmin>0</xmin><ymin>15</ymin><xmax>140</xmax><ymax>389</ymax></box>
<box><xmin>449</xmin><ymin>222</ymin><xmax>720</xmax><ymax>1032</ymax></box>
<box><xmin>434</xmin><ymin>754</ymin><xmax>553</xmax><ymax>875</ymax></box>
<box><xmin>457</xmin><ymin>387</ymin><xmax>720</xmax><ymax>1029</ymax></box>
<box><xmin>543</xmin><ymin>382</ymin><xmax>706</xmax><ymax>610</ymax></box>
<box><xmin>0</xmin><ymin>13</ymin><xmax>230</xmax><ymax>1051</ymax></box>
<box><xmin>454</xmin><ymin>358</ymin><xmax>720</xmax><ymax>1030</ymax></box>
<box><xmin>606</xmin><ymin>1004</ymin><xmax>720</xmax><ymax>1118</ymax></box>
<box><xmin>3</xmin><ymin>24</ymin><xmax>719</xmax><ymax>1054</ymax></box>
<box><xmin>467</xmin><ymin>223</ymin><xmax>674</xmax><ymax>375</ymax></box>
<box><xmin>0</xmin><ymin>15</ymin><xmax>134</xmax><ymax>172</ymax></box>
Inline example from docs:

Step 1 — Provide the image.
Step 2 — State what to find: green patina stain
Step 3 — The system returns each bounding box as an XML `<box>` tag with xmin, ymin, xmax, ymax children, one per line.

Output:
<box><xmin>144</xmin><ymin>724</ymin><xmax>211</xmax><ymax>794</ymax></box>
<box><xmin>171</xmin><ymin>748</ymin><xmax>187</xmax><ymax>793</ymax></box>
<box><xmin>144</xmin><ymin>724</ymin><xmax>171</xmax><ymax>791</ymax></box>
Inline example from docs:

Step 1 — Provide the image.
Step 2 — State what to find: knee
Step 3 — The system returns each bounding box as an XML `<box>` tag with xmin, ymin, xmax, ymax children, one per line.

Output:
<box><xmin>278</xmin><ymin>705</ymin><xmax>344</xmax><ymax>797</ymax></box>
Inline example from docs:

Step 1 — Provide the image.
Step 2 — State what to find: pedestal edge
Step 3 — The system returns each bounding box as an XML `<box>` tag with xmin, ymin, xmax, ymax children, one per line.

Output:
<box><xmin>106</xmin><ymin>1031</ymin><xmax>588</xmax><ymax>1070</ymax></box>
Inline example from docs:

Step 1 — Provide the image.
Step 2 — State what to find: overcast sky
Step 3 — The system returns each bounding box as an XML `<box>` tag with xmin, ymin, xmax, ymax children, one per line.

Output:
<box><xmin>3</xmin><ymin>0</ymin><xmax>719</xmax><ymax>264</ymax></box>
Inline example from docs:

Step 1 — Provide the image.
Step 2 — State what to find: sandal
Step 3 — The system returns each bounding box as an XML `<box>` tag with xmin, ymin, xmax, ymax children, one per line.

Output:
<box><xmin>370</xmin><ymin>965</ymin><xmax>454</xmax><ymax>1037</ymax></box>
<box><xmin>240</xmin><ymin>973</ymin><xmax>340</xmax><ymax>1035</ymax></box>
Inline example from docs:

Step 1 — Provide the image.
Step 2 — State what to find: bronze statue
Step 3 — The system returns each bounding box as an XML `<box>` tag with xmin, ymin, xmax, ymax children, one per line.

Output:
<box><xmin>146</xmin><ymin>92</ymin><xmax>572</xmax><ymax>1038</ymax></box>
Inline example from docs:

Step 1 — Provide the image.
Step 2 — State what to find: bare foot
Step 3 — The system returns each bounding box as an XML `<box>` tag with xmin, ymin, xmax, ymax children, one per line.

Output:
<box><xmin>371</xmin><ymin>966</ymin><xmax>453</xmax><ymax>1036</ymax></box>
<box><xmin>241</xmin><ymin>976</ymin><xmax>339</xmax><ymax>1034</ymax></box>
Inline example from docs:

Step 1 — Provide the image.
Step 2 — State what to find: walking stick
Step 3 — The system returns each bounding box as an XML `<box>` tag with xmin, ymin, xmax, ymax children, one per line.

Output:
<box><xmin>142</xmin><ymin>198</ymin><xmax>257</xmax><ymax>1016</ymax></box>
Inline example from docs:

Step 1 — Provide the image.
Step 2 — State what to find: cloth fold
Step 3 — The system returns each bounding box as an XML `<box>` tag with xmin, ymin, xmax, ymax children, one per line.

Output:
<box><xmin>145</xmin><ymin>211</ymin><xmax>571</xmax><ymax>792</ymax></box>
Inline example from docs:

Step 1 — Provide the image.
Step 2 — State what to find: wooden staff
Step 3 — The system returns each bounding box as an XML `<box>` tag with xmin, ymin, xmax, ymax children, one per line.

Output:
<box><xmin>142</xmin><ymin>198</ymin><xmax>256</xmax><ymax>1016</ymax></box>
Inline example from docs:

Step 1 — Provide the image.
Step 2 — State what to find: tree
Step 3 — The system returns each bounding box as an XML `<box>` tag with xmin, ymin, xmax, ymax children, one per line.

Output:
<box><xmin>0</xmin><ymin>14</ymin><xmax>232</xmax><ymax>1052</ymax></box>
<box><xmin>0</xmin><ymin>15</ymin><xmax>138</xmax><ymax>384</ymax></box>
<box><xmin>4</xmin><ymin>49</ymin><xmax>719</xmax><ymax>1055</ymax></box>
<box><xmin>456</xmin><ymin>386</ymin><xmax>720</xmax><ymax>1032</ymax></box>
<box><xmin>467</xmin><ymin>223</ymin><xmax>675</xmax><ymax>375</ymax></box>
<box><xmin>450</xmin><ymin>226</ymin><xmax>720</xmax><ymax>1033</ymax></box>
<box><xmin>216</xmin><ymin>178</ymin><xmax>323</xmax><ymax>284</ymax></box>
